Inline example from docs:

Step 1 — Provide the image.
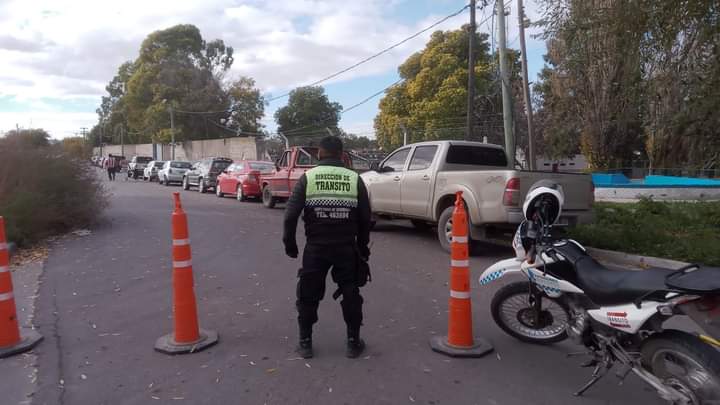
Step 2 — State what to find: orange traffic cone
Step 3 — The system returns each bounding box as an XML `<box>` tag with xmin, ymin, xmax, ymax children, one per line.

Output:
<box><xmin>430</xmin><ymin>192</ymin><xmax>492</xmax><ymax>357</ymax></box>
<box><xmin>0</xmin><ymin>217</ymin><xmax>42</xmax><ymax>358</ymax></box>
<box><xmin>155</xmin><ymin>193</ymin><xmax>218</xmax><ymax>354</ymax></box>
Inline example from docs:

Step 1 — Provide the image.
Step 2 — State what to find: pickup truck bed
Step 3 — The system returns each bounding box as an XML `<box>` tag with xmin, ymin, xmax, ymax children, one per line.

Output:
<box><xmin>361</xmin><ymin>141</ymin><xmax>594</xmax><ymax>251</ymax></box>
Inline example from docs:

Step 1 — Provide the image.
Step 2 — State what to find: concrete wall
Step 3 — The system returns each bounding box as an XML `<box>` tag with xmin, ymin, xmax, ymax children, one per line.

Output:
<box><xmin>93</xmin><ymin>137</ymin><xmax>257</xmax><ymax>162</ymax></box>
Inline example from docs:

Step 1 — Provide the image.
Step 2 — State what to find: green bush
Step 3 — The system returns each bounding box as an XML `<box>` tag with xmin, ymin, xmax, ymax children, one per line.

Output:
<box><xmin>568</xmin><ymin>198</ymin><xmax>720</xmax><ymax>266</ymax></box>
<box><xmin>0</xmin><ymin>137</ymin><xmax>108</xmax><ymax>246</ymax></box>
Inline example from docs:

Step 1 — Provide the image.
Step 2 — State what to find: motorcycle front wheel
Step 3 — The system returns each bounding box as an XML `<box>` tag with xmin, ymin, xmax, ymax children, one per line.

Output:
<box><xmin>491</xmin><ymin>281</ymin><xmax>569</xmax><ymax>344</ymax></box>
<box><xmin>641</xmin><ymin>330</ymin><xmax>720</xmax><ymax>404</ymax></box>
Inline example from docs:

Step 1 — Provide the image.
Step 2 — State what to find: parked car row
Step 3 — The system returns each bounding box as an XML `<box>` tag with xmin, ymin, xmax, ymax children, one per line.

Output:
<box><xmin>104</xmin><ymin>141</ymin><xmax>594</xmax><ymax>250</ymax></box>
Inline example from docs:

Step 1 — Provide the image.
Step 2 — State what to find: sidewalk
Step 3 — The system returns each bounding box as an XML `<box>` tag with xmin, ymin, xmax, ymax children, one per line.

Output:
<box><xmin>0</xmin><ymin>261</ymin><xmax>44</xmax><ymax>405</ymax></box>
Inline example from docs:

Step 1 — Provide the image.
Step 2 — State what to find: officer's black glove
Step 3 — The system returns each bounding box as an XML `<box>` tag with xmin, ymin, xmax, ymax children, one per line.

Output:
<box><xmin>285</xmin><ymin>243</ymin><xmax>299</xmax><ymax>259</ymax></box>
<box><xmin>358</xmin><ymin>245</ymin><xmax>370</xmax><ymax>261</ymax></box>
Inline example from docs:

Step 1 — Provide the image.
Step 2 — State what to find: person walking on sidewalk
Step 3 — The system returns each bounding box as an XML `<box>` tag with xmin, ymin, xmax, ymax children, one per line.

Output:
<box><xmin>283</xmin><ymin>136</ymin><xmax>372</xmax><ymax>359</ymax></box>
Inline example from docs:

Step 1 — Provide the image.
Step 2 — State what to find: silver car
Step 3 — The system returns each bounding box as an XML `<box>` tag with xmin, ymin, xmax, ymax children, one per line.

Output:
<box><xmin>143</xmin><ymin>161</ymin><xmax>166</xmax><ymax>181</ymax></box>
<box><xmin>158</xmin><ymin>160</ymin><xmax>193</xmax><ymax>186</ymax></box>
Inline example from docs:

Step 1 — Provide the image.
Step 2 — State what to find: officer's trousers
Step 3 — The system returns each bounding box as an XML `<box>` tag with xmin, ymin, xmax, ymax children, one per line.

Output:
<box><xmin>296</xmin><ymin>243</ymin><xmax>363</xmax><ymax>340</ymax></box>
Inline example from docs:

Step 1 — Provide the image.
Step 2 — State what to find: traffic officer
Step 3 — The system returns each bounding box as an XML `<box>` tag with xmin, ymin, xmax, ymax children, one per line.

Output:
<box><xmin>283</xmin><ymin>136</ymin><xmax>372</xmax><ymax>359</ymax></box>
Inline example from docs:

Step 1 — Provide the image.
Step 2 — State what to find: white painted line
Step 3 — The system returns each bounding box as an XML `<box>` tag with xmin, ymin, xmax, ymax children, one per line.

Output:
<box><xmin>172</xmin><ymin>239</ymin><xmax>190</xmax><ymax>246</ymax></box>
<box><xmin>451</xmin><ymin>260</ymin><xmax>469</xmax><ymax>267</ymax></box>
<box><xmin>173</xmin><ymin>260</ymin><xmax>192</xmax><ymax>269</ymax></box>
<box><xmin>450</xmin><ymin>290</ymin><xmax>471</xmax><ymax>299</ymax></box>
<box><xmin>0</xmin><ymin>266</ymin><xmax>8</xmax><ymax>273</ymax></box>
<box><xmin>0</xmin><ymin>291</ymin><xmax>14</xmax><ymax>301</ymax></box>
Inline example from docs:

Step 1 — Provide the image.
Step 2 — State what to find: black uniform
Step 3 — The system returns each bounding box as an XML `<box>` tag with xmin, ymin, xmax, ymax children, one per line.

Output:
<box><xmin>283</xmin><ymin>158</ymin><xmax>372</xmax><ymax>341</ymax></box>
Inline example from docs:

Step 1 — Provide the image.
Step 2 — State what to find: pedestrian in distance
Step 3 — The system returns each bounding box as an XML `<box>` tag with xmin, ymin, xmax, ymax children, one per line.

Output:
<box><xmin>105</xmin><ymin>154</ymin><xmax>116</xmax><ymax>181</ymax></box>
<box><xmin>283</xmin><ymin>136</ymin><xmax>372</xmax><ymax>359</ymax></box>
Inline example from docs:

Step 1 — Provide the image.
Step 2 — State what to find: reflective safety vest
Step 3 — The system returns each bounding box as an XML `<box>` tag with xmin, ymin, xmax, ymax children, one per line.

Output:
<box><xmin>305</xmin><ymin>165</ymin><xmax>359</xmax><ymax>208</ymax></box>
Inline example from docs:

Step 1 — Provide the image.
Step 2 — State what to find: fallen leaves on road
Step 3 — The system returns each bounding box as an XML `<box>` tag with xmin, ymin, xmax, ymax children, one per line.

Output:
<box><xmin>409</xmin><ymin>395</ymin><xmax>416</xmax><ymax>402</ymax></box>
<box><xmin>72</xmin><ymin>229</ymin><xmax>92</xmax><ymax>237</ymax></box>
<box><xmin>266</xmin><ymin>368</ymin><xmax>277</xmax><ymax>374</ymax></box>
<box><xmin>9</xmin><ymin>244</ymin><xmax>49</xmax><ymax>266</ymax></box>
<box><xmin>304</xmin><ymin>363</ymin><xmax>311</xmax><ymax>368</ymax></box>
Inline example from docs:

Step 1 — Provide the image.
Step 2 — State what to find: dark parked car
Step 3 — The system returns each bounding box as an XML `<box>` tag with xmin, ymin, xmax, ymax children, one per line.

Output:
<box><xmin>182</xmin><ymin>157</ymin><xmax>233</xmax><ymax>193</ymax></box>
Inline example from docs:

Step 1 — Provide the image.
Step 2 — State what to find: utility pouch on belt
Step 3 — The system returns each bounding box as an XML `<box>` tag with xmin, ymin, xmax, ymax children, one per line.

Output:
<box><xmin>332</xmin><ymin>249</ymin><xmax>371</xmax><ymax>300</ymax></box>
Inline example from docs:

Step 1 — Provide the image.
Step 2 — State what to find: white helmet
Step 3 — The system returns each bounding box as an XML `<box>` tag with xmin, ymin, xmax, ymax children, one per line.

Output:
<box><xmin>523</xmin><ymin>180</ymin><xmax>564</xmax><ymax>225</ymax></box>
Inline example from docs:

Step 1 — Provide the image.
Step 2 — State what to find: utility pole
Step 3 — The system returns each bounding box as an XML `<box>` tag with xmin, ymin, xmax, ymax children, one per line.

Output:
<box><xmin>497</xmin><ymin>0</ymin><xmax>515</xmax><ymax>167</ymax></box>
<box><xmin>466</xmin><ymin>0</ymin><xmax>477</xmax><ymax>141</ymax></box>
<box><xmin>400</xmin><ymin>123</ymin><xmax>408</xmax><ymax>146</ymax></box>
<box><xmin>80</xmin><ymin>127</ymin><xmax>88</xmax><ymax>142</ymax></box>
<box><xmin>120</xmin><ymin>126</ymin><xmax>125</xmax><ymax>157</ymax></box>
<box><xmin>517</xmin><ymin>0</ymin><xmax>535</xmax><ymax>170</ymax></box>
<box><xmin>169</xmin><ymin>106</ymin><xmax>176</xmax><ymax>160</ymax></box>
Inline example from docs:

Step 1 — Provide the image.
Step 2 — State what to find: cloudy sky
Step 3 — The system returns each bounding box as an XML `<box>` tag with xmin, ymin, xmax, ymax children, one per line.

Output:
<box><xmin>0</xmin><ymin>0</ymin><xmax>548</xmax><ymax>139</ymax></box>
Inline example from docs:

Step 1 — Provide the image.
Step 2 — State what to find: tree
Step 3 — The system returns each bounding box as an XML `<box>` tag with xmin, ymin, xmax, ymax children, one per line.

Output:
<box><xmin>225</xmin><ymin>76</ymin><xmax>266</xmax><ymax>134</ymax></box>
<box><xmin>94</xmin><ymin>24</ymin><xmax>237</xmax><ymax>145</ymax></box>
<box><xmin>1</xmin><ymin>128</ymin><xmax>50</xmax><ymax>149</ymax></box>
<box><xmin>61</xmin><ymin>137</ymin><xmax>91</xmax><ymax>159</ymax></box>
<box><xmin>274</xmin><ymin>86</ymin><xmax>342</xmax><ymax>137</ymax></box>
<box><xmin>535</xmin><ymin>0</ymin><xmax>719</xmax><ymax>171</ymax></box>
<box><xmin>374</xmin><ymin>27</ymin><xmax>524</xmax><ymax>151</ymax></box>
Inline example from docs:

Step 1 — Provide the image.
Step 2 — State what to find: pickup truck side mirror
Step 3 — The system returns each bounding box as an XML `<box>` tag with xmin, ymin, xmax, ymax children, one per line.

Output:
<box><xmin>222</xmin><ymin>169</ymin><xmax>228</xmax><ymax>174</ymax></box>
<box><xmin>379</xmin><ymin>165</ymin><xmax>394</xmax><ymax>173</ymax></box>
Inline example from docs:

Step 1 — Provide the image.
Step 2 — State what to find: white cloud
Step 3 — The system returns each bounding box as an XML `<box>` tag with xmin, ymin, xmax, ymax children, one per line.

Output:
<box><xmin>0</xmin><ymin>0</ymin><xmax>547</xmax><ymax>138</ymax></box>
<box><xmin>0</xmin><ymin>111</ymin><xmax>97</xmax><ymax>138</ymax></box>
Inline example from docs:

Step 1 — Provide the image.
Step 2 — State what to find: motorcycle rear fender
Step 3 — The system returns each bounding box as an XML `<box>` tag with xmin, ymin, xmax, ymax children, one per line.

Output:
<box><xmin>479</xmin><ymin>258</ymin><xmax>523</xmax><ymax>286</ymax></box>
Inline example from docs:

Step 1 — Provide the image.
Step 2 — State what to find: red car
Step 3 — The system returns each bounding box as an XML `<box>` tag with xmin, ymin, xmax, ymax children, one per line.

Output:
<box><xmin>216</xmin><ymin>160</ymin><xmax>276</xmax><ymax>201</ymax></box>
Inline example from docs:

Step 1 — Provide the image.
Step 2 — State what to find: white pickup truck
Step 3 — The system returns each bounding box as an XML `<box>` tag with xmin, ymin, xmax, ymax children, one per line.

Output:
<box><xmin>361</xmin><ymin>141</ymin><xmax>595</xmax><ymax>251</ymax></box>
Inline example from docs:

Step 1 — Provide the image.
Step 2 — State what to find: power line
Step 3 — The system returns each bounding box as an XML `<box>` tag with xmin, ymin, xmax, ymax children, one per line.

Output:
<box><xmin>266</xmin><ymin>5</ymin><xmax>471</xmax><ymax>103</ymax></box>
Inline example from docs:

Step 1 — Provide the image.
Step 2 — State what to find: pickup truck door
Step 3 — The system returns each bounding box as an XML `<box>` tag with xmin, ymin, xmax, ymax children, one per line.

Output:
<box><xmin>370</xmin><ymin>147</ymin><xmax>411</xmax><ymax>213</ymax></box>
<box><xmin>401</xmin><ymin>145</ymin><xmax>439</xmax><ymax>217</ymax></box>
<box><xmin>272</xmin><ymin>151</ymin><xmax>292</xmax><ymax>195</ymax></box>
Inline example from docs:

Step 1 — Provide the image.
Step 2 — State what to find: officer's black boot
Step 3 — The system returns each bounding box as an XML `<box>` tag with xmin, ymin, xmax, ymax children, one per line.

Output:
<box><xmin>296</xmin><ymin>338</ymin><xmax>313</xmax><ymax>359</ymax></box>
<box><xmin>346</xmin><ymin>337</ymin><xmax>365</xmax><ymax>358</ymax></box>
<box><xmin>346</xmin><ymin>327</ymin><xmax>365</xmax><ymax>358</ymax></box>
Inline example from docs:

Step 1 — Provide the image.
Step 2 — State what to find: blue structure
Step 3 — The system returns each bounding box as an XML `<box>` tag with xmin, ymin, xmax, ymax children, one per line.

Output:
<box><xmin>593</xmin><ymin>174</ymin><xmax>720</xmax><ymax>188</ymax></box>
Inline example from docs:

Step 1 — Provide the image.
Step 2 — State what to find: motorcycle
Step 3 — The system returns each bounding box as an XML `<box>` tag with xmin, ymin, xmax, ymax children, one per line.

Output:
<box><xmin>478</xmin><ymin>180</ymin><xmax>720</xmax><ymax>404</ymax></box>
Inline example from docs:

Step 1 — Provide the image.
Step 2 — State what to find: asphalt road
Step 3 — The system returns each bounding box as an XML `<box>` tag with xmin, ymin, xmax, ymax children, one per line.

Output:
<box><xmin>30</xmin><ymin>171</ymin><xmax>661</xmax><ymax>405</ymax></box>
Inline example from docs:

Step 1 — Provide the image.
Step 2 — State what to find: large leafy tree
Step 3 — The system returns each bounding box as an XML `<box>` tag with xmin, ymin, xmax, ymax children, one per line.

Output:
<box><xmin>226</xmin><ymin>76</ymin><xmax>267</xmax><ymax>135</ymax></box>
<box><xmin>374</xmin><ymin>26</ymin><xmax>524</xmax><ymax>152</ymax></box>
<box><xmin>94</xmin><ymin>24</ymin><xmax>267</xmax><ymax>145</ymax></box>
<box><xmin>274</xmin><ymin>86</ymin><xmax>342</xmax><ymax>137</ymax></box>
<box><xmin>535</xmin><ymin>0</ymin><xmax>719</xmax><ymax>170</ymax></box>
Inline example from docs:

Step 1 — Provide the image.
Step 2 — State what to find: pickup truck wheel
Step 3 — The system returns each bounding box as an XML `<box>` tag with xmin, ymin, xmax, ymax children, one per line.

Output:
<box><xmin>262</xmin><ymin>186</ymin><xmax>276</xmax><ymax>208</ymax></box>
<box><xmin>198</xmin><ymin>178</ymin><xmax>207</xmax><ymax>193</ymax></box>
<box><xmin>216</xmin><ymin>184</ymin><xmax>224</xmax><ymax>198</ymax></box>
<box><xmin>438</xmin><ymin>206</ymin><xmax>464</xmax><ymax>252</ymax></box>
<box><xmin>182</xmin><ymin>177</ymin><xmax>189</xmax><ymax>190</ymax></box>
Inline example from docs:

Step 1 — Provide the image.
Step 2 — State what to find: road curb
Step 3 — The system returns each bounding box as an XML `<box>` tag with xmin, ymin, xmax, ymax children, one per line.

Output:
<box><xmin>586</xmin><ymin>246</ymin><xmax>690</xmax><ymax>271</ymax></box>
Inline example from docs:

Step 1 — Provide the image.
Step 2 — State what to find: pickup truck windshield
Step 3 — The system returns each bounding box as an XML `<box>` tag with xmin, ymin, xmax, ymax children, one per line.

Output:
<box><xmin>137</xmin><ymin>157</ymin><xmax>152</xmax><ymax>163</ymax></box>
<box><xmin>446</xmin><ymin>145</ymin><xmax>507</xmax><ymax>167</ymax></box>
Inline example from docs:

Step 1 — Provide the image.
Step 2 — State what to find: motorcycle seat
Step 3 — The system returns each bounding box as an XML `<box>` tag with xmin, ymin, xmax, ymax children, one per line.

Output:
<box><xmin>573</xmin><ymin>256</ymin><xmax>676</xmax><ymax>306</ymax></box>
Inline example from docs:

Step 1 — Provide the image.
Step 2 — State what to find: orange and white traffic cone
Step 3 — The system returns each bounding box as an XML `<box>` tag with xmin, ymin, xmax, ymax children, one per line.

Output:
<box><xmin>430</xmin><ymin>191</ymin><xmax>492</xmax><ymax>357</ymax></box>
<box><xmin>0</xmin><ymin>217</ymin><xmax>42</xmax><ymax>358</ymax></box>
<box><xmin>155</xmin><ymin>193</ymin><xmax>218</xmax><ymax>355</ymax></box>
